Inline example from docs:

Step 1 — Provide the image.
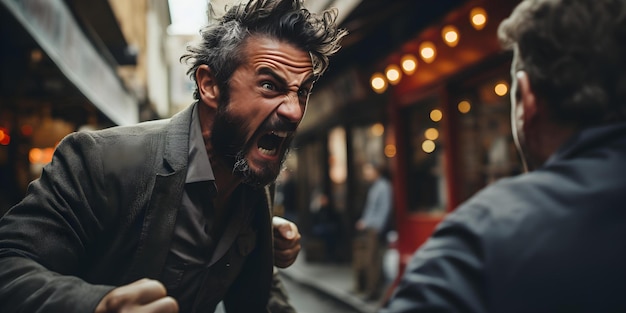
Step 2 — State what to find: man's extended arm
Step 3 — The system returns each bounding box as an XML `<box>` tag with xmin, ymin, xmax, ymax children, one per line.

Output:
<box><xmin>0</xmin><ymin>132</ymin><xmax>115</xmax><ymax>312</ymax></box>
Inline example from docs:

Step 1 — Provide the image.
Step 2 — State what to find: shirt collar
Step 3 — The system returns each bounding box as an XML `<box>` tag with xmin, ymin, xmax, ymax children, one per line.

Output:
<box><xmin>186</xmin><ymin>103</ymin><xmax>216</xmax><ymax>183</ymax></box>
<box><xmin>545</xmin><ymin>122</ymin><xmax>626</xmax><ymax>167</ymax></box>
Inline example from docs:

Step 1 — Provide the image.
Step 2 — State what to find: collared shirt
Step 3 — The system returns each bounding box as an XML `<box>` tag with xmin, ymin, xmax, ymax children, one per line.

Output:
<box><xmin>160</xmin><ymin>104</ymin><xmax>257</xmax><ymax>312</ymax></box>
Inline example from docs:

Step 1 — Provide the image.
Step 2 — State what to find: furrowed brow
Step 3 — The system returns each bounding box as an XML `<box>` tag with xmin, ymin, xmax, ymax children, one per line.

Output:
<box><xmin>302</xmin><ymin>75</ymin><xmax>315</xmax><ymax>88</ymax></box>
<box><xmin>258</xmin><ymin>68</ymin><xmax>287</xmax><ymax>87</ymax></box>
<box><xmin>257</xmin><ymin>67</ymin><xmax>314</xmax><ymax>89</ymax></box>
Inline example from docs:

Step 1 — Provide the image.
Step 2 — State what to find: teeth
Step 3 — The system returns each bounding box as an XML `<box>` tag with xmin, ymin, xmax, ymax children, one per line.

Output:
<box><xmin>258</xmin><ymin>147</ymin><xmax>278</xmax><ymax>156</ymax></box>
<box><xmin>271</xmin><ymin>131</ymin><xmax>288</xmax><ymax>138</ymax></box>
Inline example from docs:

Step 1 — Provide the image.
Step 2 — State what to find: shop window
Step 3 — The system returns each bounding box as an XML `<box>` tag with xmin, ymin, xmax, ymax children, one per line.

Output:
<box><xmin>298</xmin><ymin>140</ymin><xmax>326</xmax><ymax>231</ymax></box>
<box><xmin>404</xmin><ymin>97</ymin><xmax>447</xmax><ymax>213</ymax></box>
<box><xmin>453</xmin><ymin>75</ymin><xmax>522</xmax><ymax>202</ymax></box>
<box><xmin>352</xmin><ymin>124</ymin><xmax>386</xmax><ymax>168</ymax></box>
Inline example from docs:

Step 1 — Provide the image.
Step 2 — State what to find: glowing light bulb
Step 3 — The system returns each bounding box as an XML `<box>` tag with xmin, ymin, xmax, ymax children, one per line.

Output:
<box><xmin>401</xmin><ymin>54</ymin><xmax>418</xmax><ymax>75</ymax></box>
<box><xmin>419</xmin><ymin>41</ymin><xmax>437</xmax><ymax>63</ymax></box>
<box><xmin>424</xmin><ymin>128</ymin><xmax>439</xmax><ymax>140</ymax></box>
<box><xmin>495</xmin><ymin>82</ymin><xmax>509</xmax><ymax>96</ymax></box>
<box><xmin>371</xmin><ymin>123</ymin><xmax>384</xmax><ymax>136</ymax></box>
<box><xmin>370</xmin><ymin>73</ymin><xmax>388</xmax><ymax>94</ymax></box>
<box><xmin>385</xmin><ymin>64</ymin><xmax>402</xmax><ymax>85</ymax></box>
<box><xmin>442</xmin><ymin>25</ymin><xmax>460</xmax><ymax>47</ymax></box>
<box><xmin>385</xmin><ymin>144</ymin><xmax>397</xmax><ymax>158</ymax></box>
<box><xmin>430</xmin><ymin>109</ymin><xmax>443</xmax><ymax>122</ymax></box>
<box><xmin>458</xmin><ymin>100</ymin><xmax>471</xmax><ymax>113</ymax></box>
<box><xmin>422</xmin><ymin>140</ymin><xmax>436</xmax><ymax>153</ymax></box>
<box><xmin>470</xmin><ymin>7</ymin><xmax>487</xmax><ymax>30</ymax></box>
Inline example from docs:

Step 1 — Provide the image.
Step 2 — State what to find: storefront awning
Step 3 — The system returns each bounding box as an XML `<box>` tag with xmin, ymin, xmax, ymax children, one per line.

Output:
<box><xmin>1</xmin><ymin>0</ymin><xmax>138</xmax><ymax>126</ymax></box>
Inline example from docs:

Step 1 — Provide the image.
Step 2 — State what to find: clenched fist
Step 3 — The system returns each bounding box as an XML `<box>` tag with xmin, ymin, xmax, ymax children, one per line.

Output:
<box><xmin>95</xmin><ymin>279</ymin><xmax>178</xmax><ymax>313</ymax></box>
<box><xmin>272</xmin><ymin>216</ymin><xmax>301</xmax><ymax>268</ymax></box>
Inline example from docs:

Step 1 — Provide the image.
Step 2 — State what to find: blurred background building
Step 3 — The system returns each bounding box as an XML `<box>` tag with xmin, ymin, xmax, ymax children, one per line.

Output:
<box><xmin>0</xmin><ymin>0</ymin><xmax>523</xmax><ymax>293</ymax></box>
<box><xmin>288</xmin><ymin>0</ymin><xmax>523</xmax><ymax>284</ymax></box>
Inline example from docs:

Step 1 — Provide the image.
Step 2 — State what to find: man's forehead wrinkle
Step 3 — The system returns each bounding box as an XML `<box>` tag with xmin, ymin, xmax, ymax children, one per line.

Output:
<box><xmin>250</xmin><ymin>55</ymin><xmax>313</xmax><ymax>72</ymax></box>
<box><xmin>256</xmin><ymin>65</ymin><xmax>313</xmax><ymax>87</ymax></box>
<box><xmin>243</xmin><ymin>37</ymin><xmax>312</xmax><ymax>70</ymax></box>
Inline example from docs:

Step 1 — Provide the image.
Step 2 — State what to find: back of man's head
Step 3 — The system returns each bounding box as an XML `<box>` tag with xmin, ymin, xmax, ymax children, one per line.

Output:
<box><xmin>498</xmin><ymin>0</ymin><xmax>626</xmax><ymax>129</ymax></box>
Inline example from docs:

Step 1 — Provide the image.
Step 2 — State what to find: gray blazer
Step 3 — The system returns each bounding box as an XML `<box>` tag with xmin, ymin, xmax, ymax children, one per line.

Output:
<box><xmin>0</xmin><ymin>104</ymin><xmax>275</xmax><ymax>312</ymax></box>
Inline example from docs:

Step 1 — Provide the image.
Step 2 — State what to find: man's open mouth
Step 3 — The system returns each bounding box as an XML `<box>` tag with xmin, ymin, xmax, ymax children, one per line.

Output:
<box><xmin>257</xmin><ymin>131</ymin><xmax>290</xmax><ymax>156</ymax></box>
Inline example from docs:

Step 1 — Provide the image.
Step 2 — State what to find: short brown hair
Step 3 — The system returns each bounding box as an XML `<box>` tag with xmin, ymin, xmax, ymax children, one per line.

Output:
<box><xmin>499</xmin><ymin>0</ymin><xmax>626</xmax><ymax>127</ymax></box>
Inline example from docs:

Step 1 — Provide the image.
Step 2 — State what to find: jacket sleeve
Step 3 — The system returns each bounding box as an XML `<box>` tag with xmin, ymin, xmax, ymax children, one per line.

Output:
<box><xmin>380</xmin><ymin>208</ymin><xmax>488</xmax><ymax>313</ymax></box>
<box><xmin>0</xmin><ymin>132</ymin><xmax>115</xmax><ymax>313</ymax></box>
<box><xmin>267</xmin><ymin>267</ymin><xmax>296</xmax><ymax>313</ymax></box>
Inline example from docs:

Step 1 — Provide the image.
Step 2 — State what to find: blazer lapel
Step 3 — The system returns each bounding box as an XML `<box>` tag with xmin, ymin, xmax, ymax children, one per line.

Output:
<box><xmin>125</xmin><ymin>104</ymin><xmax>195</xmax><ymax>281</ymax></box>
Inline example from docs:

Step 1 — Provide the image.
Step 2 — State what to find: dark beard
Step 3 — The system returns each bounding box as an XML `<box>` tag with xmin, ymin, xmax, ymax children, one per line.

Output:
<box><xmin>211</xmin><ymin>104</ymin><xmax>294</xmax><ymax>188</ymax></box>
<box><xmin>210</xmin><ymin>104</ymin><xmax>246</xmax><ymax>168</ymax></box>
<box><xmin>232</xmin><ymin>146</ymin><xmax>290</xmax><ymax>188</ymax></box>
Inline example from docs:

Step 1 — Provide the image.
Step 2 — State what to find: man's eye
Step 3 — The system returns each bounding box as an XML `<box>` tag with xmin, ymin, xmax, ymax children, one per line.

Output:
<box><xmin>261</xmin><ymin>82</ymin><xmax>275</xmax><ymax>91</ymax></box>
<box><xmin>298</xmin><ymin>88</ymin><xmax>310</xmax><ymax>98</ymax></box>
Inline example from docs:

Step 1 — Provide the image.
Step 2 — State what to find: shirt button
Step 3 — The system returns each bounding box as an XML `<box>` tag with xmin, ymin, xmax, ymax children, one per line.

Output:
<box><xmin>226</xmin><ymin>263</ymin><xmax>230</xmax><ymax>267</ymax></box>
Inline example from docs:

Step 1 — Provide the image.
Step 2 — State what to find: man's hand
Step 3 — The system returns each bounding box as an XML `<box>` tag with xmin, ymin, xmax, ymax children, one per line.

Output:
<box><xmin>355</xmin><ymin>219</ymin><xmax>366</xmax><ymax>231</ymax></box>
<box><xmin>95</xmin><ymin>279</ymin><xmax>178</xmax><ymax>313</ymax></box>
<box><xmin>272</xmin><ymin>216</ymin><xmax>301</xmax><ymax>268</ymax></box>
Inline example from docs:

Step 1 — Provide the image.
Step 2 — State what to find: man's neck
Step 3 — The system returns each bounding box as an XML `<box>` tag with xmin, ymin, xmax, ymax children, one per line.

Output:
<box><xmin>528</xmin><ymin>121</ymin><xmax>576</xmax><ymax>171</ymax></box>
<box><xmin>197</xmin><ymin>102</ymin><xmax>243</xmax><ymax>204</ymax></box>
<box><xmin>212</xmin><ymin>161</ymin><xmax>242</xmax><ymax>202</ymax></box>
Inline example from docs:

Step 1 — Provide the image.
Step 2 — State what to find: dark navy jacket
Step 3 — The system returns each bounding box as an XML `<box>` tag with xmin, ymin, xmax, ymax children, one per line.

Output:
<box><xmin>382</xmin><ymin>123</ymin><xmax>626</xmax><ymax>313</ymax></box>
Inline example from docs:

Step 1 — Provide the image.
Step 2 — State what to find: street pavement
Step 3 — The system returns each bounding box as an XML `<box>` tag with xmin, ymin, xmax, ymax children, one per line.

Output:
<box><xmin>213</xmin><ymin>274</ymin><xmax>360</xmax><ymax>313</ymax></box>
<box><xmin>281</xmin><ymin>273</ymin><xmax>362</xmax><ymax>313</ymax></box>
<box><xmin>215</xmin><ymin>249</ymin><xmax>392</xmax><ymax>313</ymax></box>
<box><xmin>278</xmin><ymin>252</ymin><xmax>383</xmax><ymax>313</ymax></box>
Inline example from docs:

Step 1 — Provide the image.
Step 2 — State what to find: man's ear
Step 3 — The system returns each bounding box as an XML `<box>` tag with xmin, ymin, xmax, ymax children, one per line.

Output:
<box><xmin>516</xmin><ymin>71</ymin><xmax>538</xmax><ymax>125</ymax></box>
<box><xmin>196</xmin><ymin>64</ymin><xmax>220</xmax><ymax>109</ymax></box>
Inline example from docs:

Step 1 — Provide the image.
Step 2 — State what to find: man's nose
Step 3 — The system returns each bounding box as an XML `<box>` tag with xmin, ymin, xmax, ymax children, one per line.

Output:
<box><xmin>277</xmin><ymin>93</ymin><xmax>305</xmax><ymax>123</ymax></box>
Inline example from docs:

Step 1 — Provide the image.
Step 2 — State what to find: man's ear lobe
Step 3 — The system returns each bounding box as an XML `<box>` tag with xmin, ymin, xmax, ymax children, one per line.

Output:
<box><xmin>196</xmin><ymin>64</ymin><xmax>220</xmax><ymax>109</ymax></box>
<box><xmin>517</xmin><ymin>71</ymin><xmax>538</xmax><ymax>122</ymax></box>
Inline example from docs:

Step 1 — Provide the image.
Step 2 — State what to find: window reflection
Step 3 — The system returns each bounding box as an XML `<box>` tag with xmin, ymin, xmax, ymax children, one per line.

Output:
<box><xmin>454</xmin><ymin>75</ymin><xmax>522</xmax><ymax>202</ymax></box>
<box><xmin>405</xmin><ymin>97</ymin><xmax>447</xmax><ymax>213</ymax></box>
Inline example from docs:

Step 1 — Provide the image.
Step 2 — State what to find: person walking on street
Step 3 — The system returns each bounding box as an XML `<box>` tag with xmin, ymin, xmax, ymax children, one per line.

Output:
<box><xmin>382</xmin><ymin>0</ymin><xmax>626</xmax><ymax>312</ymax></box>
<box><xmin>0</xmin><ymin>1</ymin><xmax>346</xmax><ymax>312</ymax></box>
<box><xmin>354</xmin><ymin>162</ymin><xmax>393</xmax><ymax>300</ymax></box>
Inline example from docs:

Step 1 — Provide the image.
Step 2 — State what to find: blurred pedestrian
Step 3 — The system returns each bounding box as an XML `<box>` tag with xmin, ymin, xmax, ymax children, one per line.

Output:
<box><xmin>382</xmin><ymin>0</ymin><xmax>626</xmax><ymax>312</ymax></box>
<box><xmin>310</xmin><ymin>190</ymin><xmax>341</xmax><ymax>262</ymax></box>
<box><xmin>0</xmin><ymin>0</ymin><xmax>346</xmax><ymax>312</ymax></box>
<box><xmin>354</xmin><ymin>162</ymin><xmax>393</xmax><ymax>300</ymax></box>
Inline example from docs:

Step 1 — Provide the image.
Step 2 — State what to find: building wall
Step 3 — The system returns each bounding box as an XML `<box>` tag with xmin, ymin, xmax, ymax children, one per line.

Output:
<box><xmin>167</xmin><ymin>34</ymin><xmax>197</xmax><ymax>114</ymax></box>
<box><xmin>109</xmin><ymin>0</ymin><xmax>172</xmax><ymax>118</ymax></box>
<box><xmin>109</xmin><ymin>0</ymin><xmax>148</xmax><ymax>102</ymax></box>
<box><xmin>292</xmin><ymin>0</ymin><xmax>523</xmax><ymax>270</ymax></box>
<box><xmin>0</xmin><ymin>0</ymin><xmax>140</xmax><ymax>212</ymax></box>
<box><xmin>146</xmin><ymin>0</ymin><xmax>171</xmax><ymax>117</ymax></box>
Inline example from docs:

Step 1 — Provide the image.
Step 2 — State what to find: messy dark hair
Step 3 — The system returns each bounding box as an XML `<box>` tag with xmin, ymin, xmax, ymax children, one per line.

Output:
<box><xmin>498</xmin><ymin>0</ymin><xmax>626</xmax><ymax>127</ymax></box>
<box><xmin>181</xmin><ymin>0</ymin><xmax>347</xmax><ymax>101</ymax></box>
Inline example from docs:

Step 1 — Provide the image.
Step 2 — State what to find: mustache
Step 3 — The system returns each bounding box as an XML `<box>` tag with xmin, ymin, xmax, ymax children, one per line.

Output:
<box><xmin>258</xmin><ymin>116</ymin><xmax>298</xmax><ymax>134</ymax></box>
